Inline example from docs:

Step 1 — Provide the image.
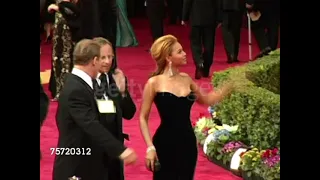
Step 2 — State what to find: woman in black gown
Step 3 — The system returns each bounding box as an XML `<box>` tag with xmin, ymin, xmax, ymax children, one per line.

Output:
<box><xmin>139</xmin><ymin>35</ymin><xmax>233</xmax><ymax>179</ymax></box>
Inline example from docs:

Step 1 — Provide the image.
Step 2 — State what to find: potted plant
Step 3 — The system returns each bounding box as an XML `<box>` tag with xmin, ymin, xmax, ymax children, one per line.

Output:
<box><xmin>240</xmin><ymin>148</ymin><xmax>264</xmax><ymax>180</ymax></box>
<box><xmin>259</xmin><ymin>147</ymin><xmax>280</xmax><ymax>180</ymax></box>
<box><xmin>193</xmin><ymin>115</ymin><xmax>216</xmax><ymax>146</ymax></box>
<box><xmin>206</xmin><ymin>129</ymin><xmax>232</xmax><ymax>170</ymax></box>
<box><xmin>221</xmin><ymin>141</ymin><xmax>246</xmax><ymax>165</ymax></box>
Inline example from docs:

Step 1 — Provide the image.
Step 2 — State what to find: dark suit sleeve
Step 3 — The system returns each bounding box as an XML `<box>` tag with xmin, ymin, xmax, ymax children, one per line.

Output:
<box><xmin>182</xmin><ymin>0</ymin><xmax>193</xmax><ymax>21</ymax></box>
<box><xmin>68</xmin><ymin>89</ymin><xmax>126</xmax><ymax>158</ymax></box>
<box><xmin>40</xmin><ymin>81</ymin><xmax>49</xmax><ymax>126</ymax></box>
<box><xmin>120</xmin><ymin>77</ymin><xmax>136</xmax><ymax>120</ymax></box>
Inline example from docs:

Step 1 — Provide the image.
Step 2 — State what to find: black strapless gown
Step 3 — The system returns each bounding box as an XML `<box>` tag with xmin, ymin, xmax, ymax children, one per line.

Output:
<box><xmin>153</xmin><ymin>92</ymin><xmax>198</xmax><ymax>180</ymax></box>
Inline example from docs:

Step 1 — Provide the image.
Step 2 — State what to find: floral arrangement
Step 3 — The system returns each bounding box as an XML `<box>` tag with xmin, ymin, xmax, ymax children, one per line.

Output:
<box><xmin>221</xmin><ymin>141</ymin><xmax>246</xmax><ymax>165</ymax></box>
<box><xmin>259</xmin><ymin>148</ymin><xmax>280</xmax><ymax>180</ymax></box>
<box><xmin>193</xmin><ymin>115</ymin><xmax>217</xmax><ymax>145</ymax></box>
<box><xmin>222</xmin><ymin>141</ymin><xmax>245</xmax><ymax>153</ymax></box>
<box><xmin>240</xmin><ymin>148</ymin><xmax>263</xmax><ymax>177</ymax></box>
<box><xmin>194</xmin><ymin>106</ymin><xmax>280</xmax><ymax>180</ymax></box>
<box><xmin>206</xmin><ymin>129</ymin><xmax>233</xmax><ymax>161</ymax></box>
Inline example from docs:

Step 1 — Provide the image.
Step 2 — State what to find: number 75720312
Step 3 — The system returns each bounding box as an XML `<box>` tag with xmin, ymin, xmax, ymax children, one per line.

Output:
<box><xmin>50</xmin><ymin>148</ymin><xmax>91</xmax><ymax>156</ymax></box>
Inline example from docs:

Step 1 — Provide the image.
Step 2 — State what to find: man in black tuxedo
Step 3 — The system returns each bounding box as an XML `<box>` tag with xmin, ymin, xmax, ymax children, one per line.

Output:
<box><xmin>53</xmin><ymin>39</ymin><xmax>137</xmax><ymax>180</ymax></box>
<box><xmin>146</xmin><ymin>0</ymin><xmax>166</xmax><ymax>41</ymax></box>
<box><xmin>220</xmin><ymin>0</ymin><xmax>246</xmax><ymax>63</ymax></box>
<box><xmin>40</xmin><ymin>78</ymin><xmax>49</xmax><ymax>160</ymax></box>
<box><xmin>92</xmin><ymin>37</ymin><xmax>136</xmax><ymax>180</ymax></box>
<box><xmin>182</xmin><ymin>0</ymin><xmax>220</xmax><ymax>79</ymax></box>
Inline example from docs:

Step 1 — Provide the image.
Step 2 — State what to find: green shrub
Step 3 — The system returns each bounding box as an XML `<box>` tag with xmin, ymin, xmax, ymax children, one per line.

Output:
<box><xmin>212</xmin><ymin>50</ymin><xmax>280</xmax><ymax>150</ymax></box>
<box><xmin>245</xmin><ymin>49</ymin><xmax>280</xmax><ymax>94</ymax></box>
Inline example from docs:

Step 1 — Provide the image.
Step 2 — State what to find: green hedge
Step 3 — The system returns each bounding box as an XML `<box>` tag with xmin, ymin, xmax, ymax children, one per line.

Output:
<box><xmin>212</xmin><ymin>50</ymin><xmax>280</xmax><ymax>150</ymax></box>
<box><xmin>245</xmin><ymin>50</ymin><xmax>280</xmax><ymax>94</ymax></box>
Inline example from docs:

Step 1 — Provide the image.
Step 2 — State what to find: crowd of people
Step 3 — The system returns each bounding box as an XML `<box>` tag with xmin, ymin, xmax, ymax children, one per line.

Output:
<box><xmin>145</xmin><ymin>0</ymin><xmax>279</xmax><ymax>79</ymax></box>
<box><xmin>40</xmin><ymin>0</ymin><xmax>279</xmax><ymax>179</ymax></box>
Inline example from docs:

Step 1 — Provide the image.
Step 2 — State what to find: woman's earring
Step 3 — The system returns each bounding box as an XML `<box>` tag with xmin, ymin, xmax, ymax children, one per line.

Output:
<box><xmin>168</xmin><ymin>61</ymin><xmax>173</xmax><ymax>77</ymax></box>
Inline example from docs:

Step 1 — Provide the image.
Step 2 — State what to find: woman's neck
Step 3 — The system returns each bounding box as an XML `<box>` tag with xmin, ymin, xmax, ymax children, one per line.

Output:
<box><xmin>163</xmin><ymin>65</ymin><xmax>179</xmax><ymax>77</ymax></box>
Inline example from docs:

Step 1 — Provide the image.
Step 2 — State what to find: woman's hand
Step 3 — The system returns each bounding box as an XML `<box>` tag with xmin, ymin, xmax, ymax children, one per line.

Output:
<box><xmin>145</xmin><ymin>147</ymin><xmax>158</xmax><ymax>172</ymax></box>
<box><xmin>217</xmin><ymin>81</ymin><xmax>235</xmax><ymax>98</ymax></box>
<box><xmin>48</xmin><ymin>4</ymin><xmax>59</xmax><ymax>13</ymax></box>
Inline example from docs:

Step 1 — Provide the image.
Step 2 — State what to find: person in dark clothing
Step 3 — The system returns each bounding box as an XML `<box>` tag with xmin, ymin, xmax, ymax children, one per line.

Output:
<box><xmin>92</xmin><ymin>37</ymin><xmax>136</xmax><ymax>180</ymax></box>
<box><xmin>220</xmin><ymin>0</ymin><xmax>247</xmax><ymax>63</ymax></box>
<box><xmin>167</xmin><ymin>0</ymin><xmax>183</xmax><ymax>25</ymax></box>
<box><xmin>182</xmin><ymin>0</ymin><xmax>220</xmax><ymax>79</ymax></box>
<box><xmin>247</xmin><ymin>0</ymin><xmax>279</xmax><ymax>59</ymax></box>
<box><xmin>146</xmin><ymin>0</ymin><xmax>166</xmax><ymax>41</ymax></box>
<box><xmin>100</xmin><ymin>0</ymin><xmax>119</xmax><ymax>71</ymax></box>
<box><xmin>41</xmin><ymin>0</ymin><xmax>55</xmax><ymax>42</ymax></box>
<box><xmin>53</xmin><ymin>0</ymin><xmax>119</xmax><ymax>72</ymax></box>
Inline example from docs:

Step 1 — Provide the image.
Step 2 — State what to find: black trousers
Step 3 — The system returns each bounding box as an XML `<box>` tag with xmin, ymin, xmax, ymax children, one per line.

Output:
<box><xmin>251</xmin><ymin>11</ymin><xmax>279</xmax><ymax>51</ymax></box>
<box><xmin>148</xmin><ymin>16</ymin><xmax>164</xmax><ymax>41</ymax></box>
<box><xmin>222</xmin><ymin>11</ymin><xmax>243</xmax><ymax>60</ymax></box>
<box><xmin>146</xmin><ymin>3</ymin><xmax>165</xmax><ymax>41</ymax></box>
<box><xmin>167</xmin><ymin>0</ymin><xmax>183</xmax><ymax>24</ymax></box>
<box><xmin>190</xmin><ymin>25</ymin><xmax>216</xmax><ymax>73</ymax></box>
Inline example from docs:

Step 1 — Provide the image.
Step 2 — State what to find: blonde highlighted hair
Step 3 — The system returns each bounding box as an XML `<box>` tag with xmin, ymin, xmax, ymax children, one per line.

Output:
<box><xmin>150</xmin><ymin>35</ymin><xmax>178</xmax><ymax>77</ymax></box>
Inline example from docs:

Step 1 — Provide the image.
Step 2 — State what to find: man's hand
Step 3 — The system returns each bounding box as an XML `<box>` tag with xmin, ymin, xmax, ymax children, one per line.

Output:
<box><xmin>181</xmin><ymin>21</ymin><xmax>187</xmax><ymax>26</ymax></box>
<box><xmin>119</xmin><ymin>148</ymin><xmax>138</xmax><ymax>165</ymax></box>
<box><xmin>113</xmin><ymin>69</ymin><xmax>126</xmax><ymax>95</ymax></box>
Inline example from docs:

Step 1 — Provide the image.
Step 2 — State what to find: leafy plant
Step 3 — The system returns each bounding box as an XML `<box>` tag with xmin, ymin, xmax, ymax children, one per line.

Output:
<box><xmin>194</xmin><ymin>117</ymin><xmax>216</xmax><ymax>145</ymax></box>
<box><xmin>206</xmin><ymin>129</ymin><xmax>234</xmax><ymax>162</ymax></box>
<box><xmin>246</xmin><ymin>51</ymin><xmax>280</xmax><ymax>94</ymax></box>
<box><xmin>240</xmin><ymin>148</ymin><xmax>264</xmax><ymax>177</ymax></box>
<box><xmin>259</xmin><ymin>148</ymin><xmax>280</xmax><ymax>180</ymax></box>
<box><xmin>212</xmin><ymin>50</ymin><xmax>280</xmax><ymax>149</ymax></box>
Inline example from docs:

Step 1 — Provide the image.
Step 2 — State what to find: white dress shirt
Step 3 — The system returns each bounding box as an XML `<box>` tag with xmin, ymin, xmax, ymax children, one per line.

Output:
<box><xmin>71</xmin><ymin>68</ymin><xmax>93</xmax><ymax>89</ymax></box>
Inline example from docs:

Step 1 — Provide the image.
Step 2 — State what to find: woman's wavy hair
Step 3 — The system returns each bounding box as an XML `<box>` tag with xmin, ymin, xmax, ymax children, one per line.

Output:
<box><xmin>149</xmin><ymin>34</ymin><xmax>178</xmax><ymax>77</ymax></box>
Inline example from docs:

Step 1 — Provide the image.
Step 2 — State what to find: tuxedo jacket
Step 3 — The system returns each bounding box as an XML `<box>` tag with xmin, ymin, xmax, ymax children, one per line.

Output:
<box><xmin>98</xmin><ymin>72</ymin><xmax>136</xmax><ymax>144</ymax></box>
<box><xmin>53</xmin><ymin>74</ymin><xmax>127</xmax><ymax>180</ymax></box>
<box><xmin>97</xmin><ymin>72</ymin><xmax>136</xmax><ymax>180</ymax></box>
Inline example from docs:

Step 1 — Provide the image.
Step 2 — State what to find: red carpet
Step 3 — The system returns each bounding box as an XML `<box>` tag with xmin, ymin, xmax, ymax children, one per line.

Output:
<box><xmin>40</xmin><ymin>18</ymin><xmax>262</xmax><ymax>180</ymax></box>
